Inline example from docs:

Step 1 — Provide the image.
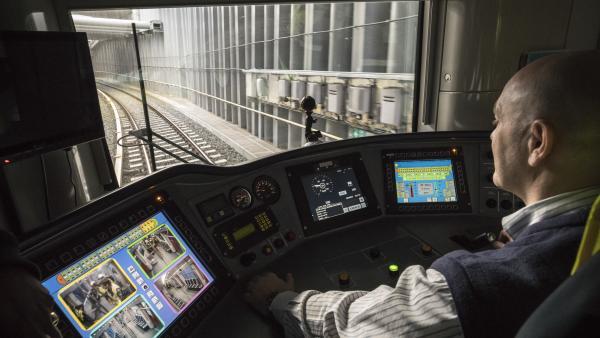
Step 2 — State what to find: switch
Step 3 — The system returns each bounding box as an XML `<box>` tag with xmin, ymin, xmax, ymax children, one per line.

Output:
<box><xmin>338</xmin><ymin>272</ymin><xmax>350</xmax><ymax>286</ymax></box>
<box><xmin>240</xmin><ymin>252</ymin><xmax>256</xmax><ymax>267</ymax></box>
<box><xmin>486</xmin><ymin>198</ymin><xmax>498</xmax><ymax>209</ymax></box>
<box><xmin>273</xmin><ymin>238</ymin><xmax>285</xmax><ymax>249</ymax></box>
<box><xmin>284</xmin><ymin>231</ymin><xmax>296</xmax><ymax>242</ymax></box>
<box><xmin>262</xmin><ymin>244</ymin><xmax>273</xmax><ymax>256</ymax></box>
<box><xmin>421</xmin><ymin>243</ymin><xmax>433</xmax><ymax>256</ymax></box>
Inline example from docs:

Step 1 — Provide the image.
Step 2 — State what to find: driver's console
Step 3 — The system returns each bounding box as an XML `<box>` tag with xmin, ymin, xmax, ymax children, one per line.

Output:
<box><xmin>23</xmin><ymin>132</ymin><xmax>519</xmax><ymax>337</ymax></box>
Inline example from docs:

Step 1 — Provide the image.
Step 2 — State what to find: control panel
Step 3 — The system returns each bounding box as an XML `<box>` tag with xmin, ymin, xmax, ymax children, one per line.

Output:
<box><xmin>27</xmin><ymin>195</ymin><xmax>233</xmax><ymax>338</ymax></box>
<box><xmin>212</xmin><ymin>206</ymin><xmax>279</xmax><ymax>258</ymax></box>
<box><xmin>23</xmin><ymin>132</ymin><xmax>523</xmax><ymax>337</ymax></box>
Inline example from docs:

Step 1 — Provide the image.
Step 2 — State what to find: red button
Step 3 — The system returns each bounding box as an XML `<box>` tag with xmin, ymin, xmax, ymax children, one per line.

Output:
<box><xmin>285</xmin><ymin>231</ymin><xmax>296</xmax><ymax>242</ymax></box>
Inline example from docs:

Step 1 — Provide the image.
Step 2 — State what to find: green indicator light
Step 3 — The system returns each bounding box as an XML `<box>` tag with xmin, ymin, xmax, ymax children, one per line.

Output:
<box><xmin>389</xmin><ymin>264</ymin><xmax>399</xmax><ymax>272</ymax></box>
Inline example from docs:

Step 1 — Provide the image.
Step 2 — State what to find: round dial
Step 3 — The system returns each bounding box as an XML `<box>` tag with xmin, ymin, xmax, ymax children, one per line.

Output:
<box><xmin>230</xmin><ymin>186</ymin><xmax>252</xmax><ymax>209</ymax></box>
<box><xmin>311</xmin><ymin>174</ymin><xmax>334</xmax><ymax>195</ymax></box>
<box><xmin>253</xmin><ymin>175</ymin><xmax>281</xmax><ymax>203</ymax></box>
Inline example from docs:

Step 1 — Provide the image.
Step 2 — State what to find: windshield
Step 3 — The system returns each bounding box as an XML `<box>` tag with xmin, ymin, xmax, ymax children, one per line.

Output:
<box><xmin>72</xmin><ymin>2</ymin><xmax>420</xmax><ymax>186</ymax></box>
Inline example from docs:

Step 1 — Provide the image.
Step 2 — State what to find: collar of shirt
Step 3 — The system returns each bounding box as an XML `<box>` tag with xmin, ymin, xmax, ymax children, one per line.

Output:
<box><xmin>502</xmin><ymin>186</ymin><xmax>600</xmax><ymax>239</ymax></box>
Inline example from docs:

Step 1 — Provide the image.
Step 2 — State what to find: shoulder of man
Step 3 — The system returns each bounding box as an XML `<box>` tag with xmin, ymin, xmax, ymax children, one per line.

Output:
<box><xmin>431</xmin><ymin>211</ymin><xmax>587</xmax><ymax>338</ymax></box>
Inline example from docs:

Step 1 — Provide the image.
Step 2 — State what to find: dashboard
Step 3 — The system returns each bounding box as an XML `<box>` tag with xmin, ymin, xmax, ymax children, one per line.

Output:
<box><xmin>22</xmin><ymin>131</ymin><xmax>521</xmax><ymax>338</ymax></box>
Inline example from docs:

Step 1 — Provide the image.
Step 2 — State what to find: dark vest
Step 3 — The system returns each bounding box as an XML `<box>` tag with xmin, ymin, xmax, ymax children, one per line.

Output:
<box><xmin>432</xmin><ymin>208</ymin><xmax>588</xmax><ymax>338</ymax></box>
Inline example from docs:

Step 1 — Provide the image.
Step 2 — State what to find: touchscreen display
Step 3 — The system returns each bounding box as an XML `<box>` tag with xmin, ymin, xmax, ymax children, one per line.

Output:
<box><xmin>42</xmin><ymin>212</ymin><xmax>214</xmax><ymax>337</ymax></box>
<box><xmin>394</xmin><ymin>159</ymin><xmax>458</xmax><ymax>203</ymax></box>
<box><xmin>301</xmin><ymin>165</ymin><xmax>367</xmax><ymax>222</ymax></box>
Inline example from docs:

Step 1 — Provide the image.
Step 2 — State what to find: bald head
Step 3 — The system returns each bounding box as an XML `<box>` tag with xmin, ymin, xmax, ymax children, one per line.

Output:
<box><xmin>492</xmin><ymin>50</ymin><xmax>600</xmax><ymax>203</ymax></box>
<box><xmin>498</xmin><ymin>50</ymin><xmax>600</xmax><ymax>143</ymax></box>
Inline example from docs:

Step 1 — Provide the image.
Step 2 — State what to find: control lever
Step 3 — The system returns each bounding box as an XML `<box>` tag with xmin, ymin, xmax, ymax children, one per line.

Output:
<box><xmin>450</xmin><ymin>231</ymin><xmax>497</xmax><ymax>252</ymax></box>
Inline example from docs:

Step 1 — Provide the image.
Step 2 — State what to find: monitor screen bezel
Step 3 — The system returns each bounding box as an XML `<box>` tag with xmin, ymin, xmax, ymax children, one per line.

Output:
<box><xmin>287</xmin><ymin>153</ymin><xmax>380</xmax><ymax>237</ymax></box>
<box><xmin>25</xmin><ymin>193</ymin><xmax>233</xmax><ymax>337</ymax></box>
<box><xmin>0</xmin><ymin>31</ymin><xmax>105</xmax><ymax>160</ymax></box>
<box><xmin>382</xmin><ymin>148</ymin><xmax>472</xmax><ymax>214</ymax></box>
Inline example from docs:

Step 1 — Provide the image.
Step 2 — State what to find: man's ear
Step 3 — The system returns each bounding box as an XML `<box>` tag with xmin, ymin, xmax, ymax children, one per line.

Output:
<box><xmin>527</xmin><ymin>119</ymin><xmax>554</xmax><ymax>167</ymax></box>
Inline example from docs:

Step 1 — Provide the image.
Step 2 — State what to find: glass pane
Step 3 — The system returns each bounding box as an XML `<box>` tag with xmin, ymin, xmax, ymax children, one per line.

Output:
<box><xmin>72</xmin><ymin>1</ymin><xmax>420</xmax><ymax>185</ymax></box>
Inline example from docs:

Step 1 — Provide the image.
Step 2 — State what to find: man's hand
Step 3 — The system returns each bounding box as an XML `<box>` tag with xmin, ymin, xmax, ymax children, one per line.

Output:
<box><xmin>492</xmin><ymin>229</ymin><xmax>514</xmax><ymax>249</ymax></box>
<box><xmin>0</xmin><ymin>267</ymin><xmax>62</xmax><ymax>338</ymax></box>
<box><xmin>244</xmin><ymin>272</ymin><xmax>295</xmax><ymax>316</ymax></box>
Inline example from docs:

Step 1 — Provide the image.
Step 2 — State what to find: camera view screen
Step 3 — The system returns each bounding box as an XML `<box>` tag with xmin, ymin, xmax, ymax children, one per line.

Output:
<box><xmin>42</xmin><ymin>212</ymin><xmax>214</xmax><ymax>337</ymax></box>
<box><xmin>301</xmin><ymin>165</ymin><xmax>367</xmax><ymax>222</ymax></box>
<box><xmin>394</xmin><ymin>159</ymin><xmax>458</xmax><ymax>204</ymax></box>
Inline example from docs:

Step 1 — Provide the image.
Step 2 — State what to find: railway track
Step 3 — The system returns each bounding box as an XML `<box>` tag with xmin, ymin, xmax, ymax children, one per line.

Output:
<box><xmin>98</xmin><ymin>83</ymin><xmax>230</xmax><ymax>184</ymax></box>
<box><xmin>98</xmin><ymin>89</ymin><xmax>152</xmax><ymax>184</ymax></box>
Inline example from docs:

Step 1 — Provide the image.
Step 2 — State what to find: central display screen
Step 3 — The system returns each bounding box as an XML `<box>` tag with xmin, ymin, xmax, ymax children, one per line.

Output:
<box><xmin>394</xmin><ymin>159</ymin><xmax>457</xmax><ymax>204</ymax></box>
<box><xmin>301</xmin><ymin>166</ymin><xmax>367</xmax><ymax>222</ymax></box>
<box><xmin>42</xmin><ymin>212</ymin><xmax>214</xmax><ymax>337</ymax></box>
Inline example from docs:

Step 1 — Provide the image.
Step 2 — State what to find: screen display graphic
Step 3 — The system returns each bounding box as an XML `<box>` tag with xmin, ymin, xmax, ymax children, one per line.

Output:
<box><xmin>394</xmin><ymin>159</ymin><xmax>457</xmax><ymax>204</ymax></box>
<box><xmin>301</xmin><ymin>166</ymin><xmax>367</xmax><ymax>222</ymax></box>
<box><xmin>42</xmin><ymin>212</ymin><xmax>214</xmax><ymax>337</ymax></box>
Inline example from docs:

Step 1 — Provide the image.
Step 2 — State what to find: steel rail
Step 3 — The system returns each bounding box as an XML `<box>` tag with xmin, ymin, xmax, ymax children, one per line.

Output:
<box><xmin>95</xmin><ymin>71</ymin><xmax>344</xmax><ymax>140</ymax></box>
<box><xmin>98</xmin><ymin>82</ymin><xmax>215</xmax><ymax>165</ymax></box>
<box><xmin>97</xmin><ymin>89</ymin><xmax>123</xmax><ymax>185</ymax></box>
<box><xmin>98</xmin><ymin>87</ymin><xmax>153</xmax><ymax>179</ymax></box>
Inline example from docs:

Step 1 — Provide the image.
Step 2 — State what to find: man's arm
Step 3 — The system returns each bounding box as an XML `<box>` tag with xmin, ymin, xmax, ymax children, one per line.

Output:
<box><xmin>248</xmin><ymin>266</ymin><xmax>463</xmax><ymax>338</ymax></box>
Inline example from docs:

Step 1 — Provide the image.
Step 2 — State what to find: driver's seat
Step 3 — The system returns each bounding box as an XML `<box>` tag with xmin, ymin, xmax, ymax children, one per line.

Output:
<box><xmin>516</xmin><ymin>195</ymin><xmax>600</xmax><ymax>337</ymax></box>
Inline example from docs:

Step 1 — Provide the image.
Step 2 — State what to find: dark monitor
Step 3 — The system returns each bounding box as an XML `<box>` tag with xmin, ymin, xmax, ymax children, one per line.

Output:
<box><xmin>0</xmin><ymin>31</ymin><xmax>104</xmax><ymax>160</ymax></box>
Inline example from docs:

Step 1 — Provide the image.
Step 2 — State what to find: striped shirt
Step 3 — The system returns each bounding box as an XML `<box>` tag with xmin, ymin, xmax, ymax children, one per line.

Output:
<box><xmin>270</xmin><ymin>265</ymin><xmax>463</xmax><ymax>338</ymax></box>
<box><xmin>502</xmin><ymin>186</ymin><xmax>600</xmax><ymax>239</ymax></box>
<box><xmin>270</xmin><ymin>186</ymin><xmax>600</xmax><ymax>338</ymax></box>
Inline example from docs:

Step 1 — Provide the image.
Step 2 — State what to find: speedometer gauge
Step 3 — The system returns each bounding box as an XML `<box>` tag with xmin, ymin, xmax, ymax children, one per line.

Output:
<box><xmin>253</xmin><ymin>175</ymin><xmax>281</xmax><ymax>204</ymax></box>
<box><xmin>230</xmin><ymin>186</ymin><xmax>252</xmax><ymax>209</ymax></box>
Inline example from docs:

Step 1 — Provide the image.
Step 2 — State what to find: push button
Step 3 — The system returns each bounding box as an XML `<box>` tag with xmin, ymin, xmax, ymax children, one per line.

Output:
<box><xmin>338</xmin><ymin>272</ymin><xmax>350</xmax><ymax>286</ymax></box>
<box><xmin>486</xmin><ymin>198</ymin><xmax>498</xmax><ymax>209</ymax></box>
<box><xmin>284</xmin><ymin>231</ymin><xmax>296</xmax><ymax>242</ymax></box>
<box><xmin>421</xmin><ymin>243</ymin><xmax>433</xmax><ymax>256</ymax></box>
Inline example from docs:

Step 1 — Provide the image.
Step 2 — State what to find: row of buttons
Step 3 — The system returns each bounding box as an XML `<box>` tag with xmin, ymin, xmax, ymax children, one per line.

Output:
<box><xmin>43</xmin><ymin>204</ymin><xmax>158</xmax><ymax>273</ymax></box>
<box><xmin>456</xmin><ymin>162</ymin><xmax>467</xmax><ymax>193</ymax></box>
<box><xmin>336</xmin><ymin>244</ymin><xmax>434</xmax><ymax>287</ymax></box>
<box><xmin>397</xmin><ymin>204</ymin><xmax>459</xmax><ymax>211</ymax></box>
<box><xmin>239</xmin><ymin>230</ymin><xmax>297</xmax><ymax>267</ymax></box>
